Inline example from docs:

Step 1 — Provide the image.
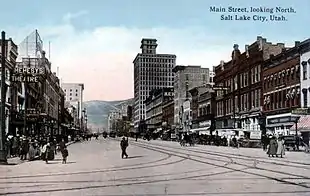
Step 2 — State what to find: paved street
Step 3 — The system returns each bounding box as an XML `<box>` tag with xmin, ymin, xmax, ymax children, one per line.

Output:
<box><xmin>0</xmin><ymin>137</ymin><xmax>310</xmax><ymax>196</ymax></box>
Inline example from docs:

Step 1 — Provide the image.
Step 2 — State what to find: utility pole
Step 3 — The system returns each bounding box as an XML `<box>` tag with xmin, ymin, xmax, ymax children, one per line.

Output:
<box><xmin>0</xmin><ymin>31</ymin><xmax>7</xmax><ymax>163</ymax></box>
<box><xmin>23</xmin><ymin>59</ymin><xmax>30</xmax><ymax>136</ymax></box>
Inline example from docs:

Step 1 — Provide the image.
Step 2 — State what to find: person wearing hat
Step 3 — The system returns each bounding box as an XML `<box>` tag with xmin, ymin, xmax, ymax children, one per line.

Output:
<box><xmin>120</xmin><ymin>137</ymin><xmax>129</xmax><ymax>159</ymax></box>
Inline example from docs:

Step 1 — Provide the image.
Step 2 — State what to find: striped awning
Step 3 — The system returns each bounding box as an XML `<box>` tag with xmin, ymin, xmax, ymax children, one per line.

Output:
<box><xmin>290</xmin><ymin>115</ymin><xmax>310</xmax><ymax>132</ymax></box>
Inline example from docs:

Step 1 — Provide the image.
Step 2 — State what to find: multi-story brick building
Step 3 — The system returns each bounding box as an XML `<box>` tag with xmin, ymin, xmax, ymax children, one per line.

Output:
<box><xmin>0</xmin><ymin>38</ymin><xmax>18</xmax><ymax>136</ymax></box>
<box><xmin>145</xmin><ymin>87</ymin><xmax>174</xmax><ymax>133</ymax></box>
<box><xmin>263</xmin><ymin>41</ymin><xmax>301</xmax><ymax>136</ymax></box>
<box><xmin>214</xmin><ymin>36</ymin><xmax>285</xmax><ymax>139</ymax></box>
<box><xmin>189</xmin><ymin>87</ymin><xmax>215</xmax><ymax>135</ymax></box>
<box><xmin>162</xmin><ymin>94</ymin><xmax>174</xmax><ymax>130</ymax></box>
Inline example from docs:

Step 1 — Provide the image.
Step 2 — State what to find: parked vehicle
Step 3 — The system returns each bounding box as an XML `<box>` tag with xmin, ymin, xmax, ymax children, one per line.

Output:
<box><xmin>283</xmin><ymin>135</ymin><xmax>298</xmax><ymax>151</ymax></box>
<box><xmin>109</xmin><ymin>131</ymin><xmax>116</xmax><ymax>138</ymax></box>
<box><xmin>102</xmin><ymin>131</ymin><xmax>108</xmax><ymax>138</ymax></box>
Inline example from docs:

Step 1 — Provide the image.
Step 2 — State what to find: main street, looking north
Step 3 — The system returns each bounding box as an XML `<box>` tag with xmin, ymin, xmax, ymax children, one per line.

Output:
<box><xmin>1</xmin><ymin>138</ymin><xmax>310</xmax><ymax>196</ymax></box>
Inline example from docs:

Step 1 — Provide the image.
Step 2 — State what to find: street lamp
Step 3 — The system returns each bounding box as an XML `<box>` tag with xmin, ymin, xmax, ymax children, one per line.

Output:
<box><xmin>82</xmin><ymin>108</ymin><xmax>86</xmax><ymax>133</ymax></box>
<box><xmin>85</xmin><ymin>115</ymin><xmax>88</xmax><ymax>133</ymax></box>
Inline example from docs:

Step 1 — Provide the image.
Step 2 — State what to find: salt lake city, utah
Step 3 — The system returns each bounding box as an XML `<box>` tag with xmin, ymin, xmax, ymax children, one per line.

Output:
<box><xmin>210</xmin><ymin>6</ymin><xmax>297</xmax><ymax>22</ymax></box>
<box><xmin>0</xmin><ymin>0</ymin><xmax>309</xmax><ymax>195</ymax></box>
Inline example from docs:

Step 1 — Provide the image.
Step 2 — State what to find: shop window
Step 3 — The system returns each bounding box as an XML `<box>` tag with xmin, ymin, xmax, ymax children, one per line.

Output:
<box><xmin>303</xmin><ymin>90</ymin><xmax>307</xmax><ymax>108</ymax></box>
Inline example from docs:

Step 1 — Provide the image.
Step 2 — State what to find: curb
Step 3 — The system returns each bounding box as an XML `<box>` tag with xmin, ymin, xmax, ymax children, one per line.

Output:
<box><xmin>5</xmin><ymin>141</ymin><xmax>78</xmax><ymax>166</ymax></box>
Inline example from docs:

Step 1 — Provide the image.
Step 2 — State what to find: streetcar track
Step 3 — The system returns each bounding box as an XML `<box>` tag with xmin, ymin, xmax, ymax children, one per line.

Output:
<box><xmin>181</xmin><ymin>144</ymin><xmax>310</xmax><ymax>168</ymax></box>
<box><xmin>0</xmin><ymin>168</ymin><xmax>243</xmax><ymax>195</ymax></box>
<box><xmin>0</xmin><ymin>167</ymin><xmax>221</xmax><ymax>188</ymax></box>
<box><xmin>133</xmin><ymin>142</ymin><xmax>310</xmax><ymax>188</ymax></box>
<box><xmin>150</xmin><ymin>140</ymin><xmax>310</xmax><ymax>168</ymax></box>
<box><xmin>137</xmin><ymin>141</ymin><xmax>310</xmax><ymax>179</ymax></box>
<box><xmin>1</xmin><ymin>156</ymin><xmax>186</xmax><ymax>180</ymax></box>
<box><xmin>138</xmin><ymin>141</ymin><xmax>310</xmax><ymax>173</ymax></box>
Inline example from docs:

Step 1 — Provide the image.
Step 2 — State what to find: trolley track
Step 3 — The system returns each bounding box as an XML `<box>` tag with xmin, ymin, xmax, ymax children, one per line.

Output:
<box><xmin>146</xmin><ymin>140</ymin><xmax>310</xmax><ymax>169</ymax></box>
<box><xmin>1</xmin><ymin>155</ymin><xmax>185</xmax><ymax>180</ymax></box>
<box><xmin>132</xmin><ymin>141</ymin><xmax>310</xmax><ymax>189</ymax></box>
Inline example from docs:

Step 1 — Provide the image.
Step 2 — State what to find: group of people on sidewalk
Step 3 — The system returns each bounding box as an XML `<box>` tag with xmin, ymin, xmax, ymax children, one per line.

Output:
<box><xmin>266</xmin><ymin>136</ymin><xmax>285</xmax><ymax>158</ymax></box>
<box><xmin>5</xmin><ymin>135</ymin><xmax>69</xmax><ymax>164</ymax></box>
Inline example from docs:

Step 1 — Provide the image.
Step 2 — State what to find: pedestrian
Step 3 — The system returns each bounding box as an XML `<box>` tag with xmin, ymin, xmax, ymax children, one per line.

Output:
<box><xmin>28</xmin><ymin>142</ymin><xmax>36</xmax><ymax>161</ymax></box>
<box><xmin>59</xmin><ymin>139</ymin><xmax>66</xmax><ymax>153</ymax></box>
<box><xmin>45</xmin><ymin>143</ymin><xmax>51</xmax><ymax>164</ymax></box>
<box><xmin>267</xmin><ymin>136</ymin><xmax>278</xmax><ymax>157</ymax></box>
<box><xmin>276</xmin><ymin>136</ymin><xmax>285</xmax><ymax>158</ymax></box>
<box><xmin>61</xmin><ymin>146</ymin><xmax>69</xmax><ymax>164</ymax></box>
<box><xmin>135</xmin><ymin>132</ymin><xmax>139</xmax><ymax>141</ymax></box>
<box><xmin>20</xmin><ymin>137</ymin><xmax>29</xmax><ymax>160</ymax></box>
<box><xmin>120</xmin><ymin>137</ymin><xmax>128</xmax><ymax>159</ymax></box>
<box><xmin>12</xmin><ymin>136</ymin><xmax>18</xmax><ymax>157</ymax></box>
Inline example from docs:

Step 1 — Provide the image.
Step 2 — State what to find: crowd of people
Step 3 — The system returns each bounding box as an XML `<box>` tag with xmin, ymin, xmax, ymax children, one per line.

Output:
<box><xmin>5</xmin><ymin>135</ymin><xmax>69</xmax><ymax>164</ymax></box>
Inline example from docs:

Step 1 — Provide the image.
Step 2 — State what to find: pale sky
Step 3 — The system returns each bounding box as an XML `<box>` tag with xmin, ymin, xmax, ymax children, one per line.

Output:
<box><xmin>1</xmin><ymin>0</ymin><xmax>309</xmax><ymax>101</ymax></box>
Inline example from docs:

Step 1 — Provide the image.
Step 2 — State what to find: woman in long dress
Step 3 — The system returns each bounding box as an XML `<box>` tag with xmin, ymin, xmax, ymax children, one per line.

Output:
<box><xmin>28</xmin><ymin>142</ymin><xmax>36</xmax><ymax>161</ymax></box>
<box><xmin>267</xmin><ymin>136</ymin><xmax>278</xmax><ymax>157</ymax></box>
<box><xmin>276</xmin><ymin>137</ymin><xmax>285</xmax><ymax>158</ymax></box>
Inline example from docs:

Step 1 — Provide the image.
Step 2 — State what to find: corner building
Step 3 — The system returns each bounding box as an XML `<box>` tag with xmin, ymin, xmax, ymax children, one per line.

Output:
<box><xmin>133</xmin><ymin>38</ymin><xmax>176</xmax><ymax>129</ymax></box>
<box><xmin>263</xmin><ymin>41</ymin><xmax>302</xmax><ymax>135</ymax></box>
<box><xmin>214</xmin><ymin>36</ymin><xmax>285</xmax><ymax>138</ymax></box>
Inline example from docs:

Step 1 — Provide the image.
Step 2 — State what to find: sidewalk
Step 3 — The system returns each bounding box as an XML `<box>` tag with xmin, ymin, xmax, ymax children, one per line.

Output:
<box><xmin>6</xmin><ymin>140</ymin><xmax>77</xmax><ymax>165</ymax></box>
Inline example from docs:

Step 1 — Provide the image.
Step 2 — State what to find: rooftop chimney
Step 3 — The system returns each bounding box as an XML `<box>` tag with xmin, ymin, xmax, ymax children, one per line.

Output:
<box><xmin>42</xmin><ymin>50</ymin><xmax>46</xmax><ymax>58</ymax></box>
<box><xmin>220</xmin><ymin>60</ymin><xmax>224</xmax><ymax>70</ymax></box>
<box><xmin>245</xmin><ymin>45</ymin><xmax>249</xmax><ymax>57</ymax></box>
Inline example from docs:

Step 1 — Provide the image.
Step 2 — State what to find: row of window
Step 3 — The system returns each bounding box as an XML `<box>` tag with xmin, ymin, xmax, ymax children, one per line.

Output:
<box><xmin>217</xmin><ymin>65</ymin><xmax>261</xmax><ymax>97</ymax></box>
<box><xmin>138</xmin><ymin>58</ymin><xmax>175</xmax><ymax>63</ymax></box>
<box><xmin>264</xmin><ymin>88</ymin><xmax>299</xmax><ymax>111</ymax></box>
<box><xmin>64</xmin><ymin>89</ymin><xmax>79</xmax><ymax>92</ymax></box>
<box><xmin>216</xmin><ymin>89</ymin><xmax>261</xmax><ymax>116</ymax></box>
<box><xmin>264</xmin><ymin>66</ymin><xmax>299</xmax><ymax>90</ymax></box>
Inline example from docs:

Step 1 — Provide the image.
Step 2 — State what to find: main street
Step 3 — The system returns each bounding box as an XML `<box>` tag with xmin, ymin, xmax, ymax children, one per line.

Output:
<box><xmin>0</xmin><ymin>138</ymin><xmax>310</xmax><ymax>196</ymax></box>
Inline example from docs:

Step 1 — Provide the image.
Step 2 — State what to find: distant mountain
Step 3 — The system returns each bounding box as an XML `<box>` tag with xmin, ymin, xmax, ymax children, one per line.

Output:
<box><xmin>84</xmin><ymin>98</ymin><xmax>133</xmax><ymax>130</ymax></box>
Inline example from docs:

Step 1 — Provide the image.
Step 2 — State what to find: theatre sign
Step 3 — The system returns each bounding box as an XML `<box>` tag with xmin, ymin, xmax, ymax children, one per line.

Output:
<box><xmin>11</xmin><ymin>59</ymin><xmax>45</xmax><ymax>83</ymax></box>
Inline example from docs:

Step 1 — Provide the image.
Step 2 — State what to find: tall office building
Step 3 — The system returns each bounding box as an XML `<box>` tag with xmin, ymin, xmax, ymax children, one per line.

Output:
<box><xmin>133</xmin><ymin>38</ymin><xmax>176</xmax><ymax>128</ymax></box>
<box><xmin>61</xmin><ymin>83</ymin><xmax>84</xmax><ymax>118</ymax></box>
<box><xmin>173</xmin><ymin>65</ymin><xmax>210</xmax><ymax>128</ymax></box>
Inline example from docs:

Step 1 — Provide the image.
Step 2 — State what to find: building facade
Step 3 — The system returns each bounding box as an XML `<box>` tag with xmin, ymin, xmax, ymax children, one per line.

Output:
<box><xmin>162</xmin><ymin>98</ymin><xmax>174</xmax><ymax>130</ymax></box>
<box><xmin>263</xmin><ymin>41</ymin><xmax>302</xmax><ymax>135</ymax></box>
<box><xmin>0</xmin><ymin>38</ymin><xmax>18</xmax><ymax>135</ymax></box>
<box><xmin>107</xmin><ymin>110</ymin><xmax>122</xmax><ymax>132</ymax></box>
<box><xmin>189</xmin><ymin>87</ymin><xmax>215</xmax><ymax>135</ymax></box>
<box><xmin>61</xmin><ymin>83</ymin><xmax>84</xmax><ymax>118</ymax></box>
<box><xmin>300</xmin><ymin>39</ymin><xmax>310</xmax><ymax>107</ymax></box>
<box><xmin>145</xmin><ymin>87</ymin><xmax>174</xmax><ymax>133</ymax></box>
<box><xmin>133</xmin><ymin>38</ymin><xmax>176</xmax><ymax>129</ymax></box>
<box><xmin>172</xmin><ymin>65</ymin><xmax>210</xmax><ymax>131</ymax></box>
<box><xmin>214</xmin><ymin>36</ymin><xmax>285</xmax><ymax>139</ymax></box>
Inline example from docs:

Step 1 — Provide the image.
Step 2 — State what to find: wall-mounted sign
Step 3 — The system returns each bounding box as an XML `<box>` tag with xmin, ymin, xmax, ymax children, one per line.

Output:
<box><xmin>199</xmin><ymin>120</ymin><xmax>211</xmax><ymax>128</ymax></box>
<box><xmin>11</xmin><ymin>66</ymin><xmax>45</xmax><ymax>83</ymax></box>
<box><xmin>250</xmin><ymin>131</ymin><xmax>261</xmax><ymax>139</ymax></box>
<box><xmin>164</xmin><ymin>92</ymin><xmax>174</xmax><ymax>97</ymax></box>
<box><xmin>183</xmin><ymin>100</ymin><xmax>190</xmax><ymax>111</ymax></box>
<box><xmin>292</xmin><ymin>108</ymin><xmax>310</xmax><ymax>115</ymax></box>
<box><xmin>267</xmin><ymin>116</ymin><xmax>298</xmax><ymax>124</ymax></box>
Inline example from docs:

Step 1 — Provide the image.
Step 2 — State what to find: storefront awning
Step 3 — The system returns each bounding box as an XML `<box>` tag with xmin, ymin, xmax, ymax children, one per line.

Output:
<box><xmin>290</xmin><ymin>115</ymin><xmax>310</xmax><ymax>132</ymax></box>
<box><xmin>266</xmin><ymin>122</ymin><xmax>294</xmax><ymax>128</ymax></box>
<box><xmin>190</xmin><ymin>126</ymin><xmax>210</xmax><ymax>133</ymax></box>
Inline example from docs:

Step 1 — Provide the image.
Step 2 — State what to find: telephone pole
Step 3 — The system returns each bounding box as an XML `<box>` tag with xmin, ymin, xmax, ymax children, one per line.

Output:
<box><xmin>0</xmin><ymin>31</ymin><xmax>7</xmax><ymax>163</ymax></box>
